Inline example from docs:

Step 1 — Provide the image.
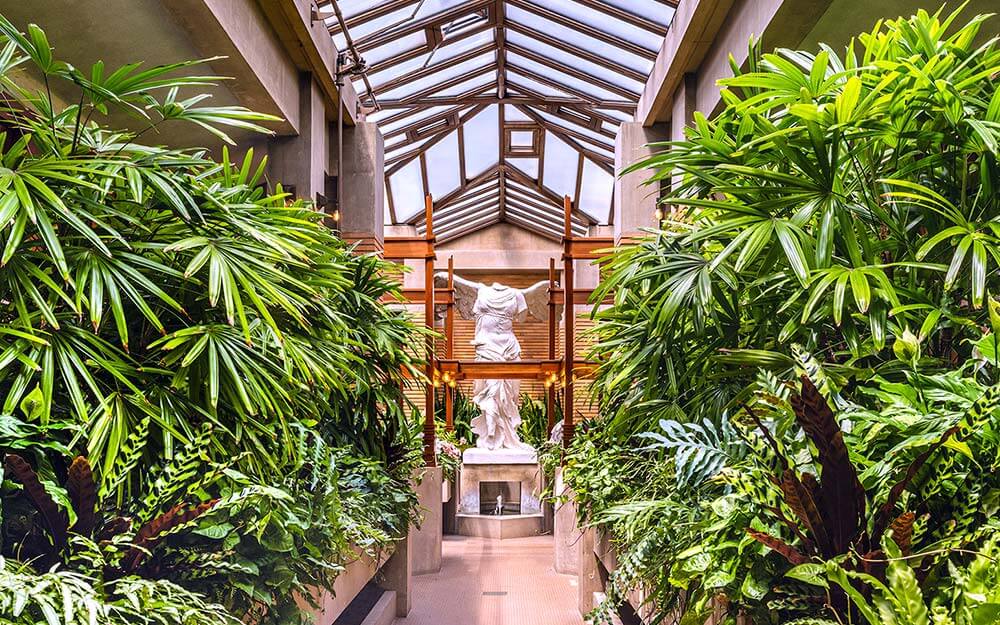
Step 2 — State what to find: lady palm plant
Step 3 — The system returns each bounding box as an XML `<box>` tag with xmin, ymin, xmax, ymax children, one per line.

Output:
<box><xmin>591</xmin><ymin>6</ymin><xmax>1000</xmax><ymax>438</ymax></box>
<box><xmin>0</xmin><ymin>14</ymin><xmax>421</xmax><ymax>493</ymax></box>
<box><xmin>0</xmin><ymin>13</ymin><xmax>423</xmax><ymax>625</ymax></box>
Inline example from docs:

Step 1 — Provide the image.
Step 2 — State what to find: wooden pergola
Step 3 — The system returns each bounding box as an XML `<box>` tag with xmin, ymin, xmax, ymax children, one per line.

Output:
<box><xmin>384</xmin><ymin>195</ymin><xmax>611</xmax><ymax>465</ymax></box>
<box><xmin>316</xmin><ymin>0</ymin><xmax>677</xmax><ymax>243</ymax></box>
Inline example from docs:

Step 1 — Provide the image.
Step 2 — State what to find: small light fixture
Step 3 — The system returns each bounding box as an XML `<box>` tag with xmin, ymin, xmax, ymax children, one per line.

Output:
<box><xmin>654</xmin><ymin>206</ymin><xmax>664</xmax><ymax>221</ymax></box>
<box><xmin>332</xmin><ymin>208</ymin><xmax>341</xmax><ymax>222</ymax></box>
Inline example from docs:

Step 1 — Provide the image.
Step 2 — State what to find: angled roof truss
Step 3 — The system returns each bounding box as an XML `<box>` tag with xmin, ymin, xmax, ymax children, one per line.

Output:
<box><xmin>316</xmin><ymin>0</ymin><xmax>677</xmax><ymax>242</ymax></box>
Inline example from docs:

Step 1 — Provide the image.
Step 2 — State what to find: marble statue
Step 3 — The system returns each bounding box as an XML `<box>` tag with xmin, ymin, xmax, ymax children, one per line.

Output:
<box><xmin>435</xmin><ymin>273</ymin><xmax>558</xmax><ymax>451</ymax></box>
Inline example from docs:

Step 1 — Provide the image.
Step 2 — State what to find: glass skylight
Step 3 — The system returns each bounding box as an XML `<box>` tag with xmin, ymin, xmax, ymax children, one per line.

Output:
<box><xmin>317</xmin><ymin>0</ymin><xmax>675</xmax><ymax>240</ymax></box>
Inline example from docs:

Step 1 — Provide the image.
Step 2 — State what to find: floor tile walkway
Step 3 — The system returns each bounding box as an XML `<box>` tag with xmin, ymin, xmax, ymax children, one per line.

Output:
<box><xmin>394</xmin><ymin>535</ymin><xmax>585</xmax><ymax>625</ymax></box>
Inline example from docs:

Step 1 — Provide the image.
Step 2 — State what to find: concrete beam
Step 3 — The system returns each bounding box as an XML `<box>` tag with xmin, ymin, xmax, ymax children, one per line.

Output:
<box><xmin>636</xmin><ymin>0</ymin><xmax>833</xmax><ymax>126</ymax></box>
<box><xmin>635</xmin><ymin>0</ymin><xmax>735</xmax><ymax>126</ymax></box>
<box><xmin>613</xmin><ymin>122</ymin><xmax>669</xmax><ymax>242</ymax></box>
<box><xmin>165</xmin><ymin>0</ymin><xmax>301</xmax><ymax>135</ymax></box>
<box><xmin>256</xmin><ymin>0</ymin><xmax>359</xmax><ymax>125</ymax></box>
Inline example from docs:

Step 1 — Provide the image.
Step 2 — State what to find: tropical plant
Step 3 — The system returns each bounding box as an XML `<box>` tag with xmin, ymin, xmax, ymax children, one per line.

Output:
<box><xmin>571</xmin><ymin>8</ymin><xmax>1000</xmax><ymax>624</ymax></box>
<box><xmin>0</xmin><ymin>13</ymin><xmax>422</xmax><ymax>625</ymax></box>
<box><xmin>517</xmin><ymin>393</ymin><xmax>551</xmax><ymax>449</ymax></box>
<box><xmin>590</xmin><ymin>6</ymin><xmax>1000</xmax><ymax>439</ymax></box>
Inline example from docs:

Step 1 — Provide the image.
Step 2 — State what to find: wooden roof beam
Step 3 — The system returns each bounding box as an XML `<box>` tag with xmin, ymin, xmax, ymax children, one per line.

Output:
<box><xmin>386</xmin><ymin>104</ymin><xmax>489</xmax><ymax>174</ymax></box>
<box><xmin>355</xmin><ymin>0</ymin><xmax>495</xmax><ymax>52</ymax></box>
<box><xmin>377</xmin><ymin>95</ymin><xmax>636</xmax><ymax>112</ymax></box>
<box><xmin>373</xmin><ymin>43</ymin><xmax>496</xmax><ymax>94</ymax></box>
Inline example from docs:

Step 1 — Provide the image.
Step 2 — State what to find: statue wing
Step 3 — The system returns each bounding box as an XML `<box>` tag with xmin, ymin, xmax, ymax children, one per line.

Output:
<box><xmin>521</xmin><ymin>280</ymin><xmax>561</xmax><ymax>323</ymax></box>
<box><xmin>435</xmin><ymin>272</ymin><xmax>481</xmax><ymax>320</ymax></box>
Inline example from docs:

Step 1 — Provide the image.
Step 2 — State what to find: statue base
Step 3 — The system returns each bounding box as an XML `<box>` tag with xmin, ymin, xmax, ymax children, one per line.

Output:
<box><xmin>462</xmin><ymin>447</ymin><xmax>538</xmax><ymax>465</ymax></box>
<box><xmin>456</xmin><ymin>450</ymin><xmax>543</xmax><ymax>540</ymax></box>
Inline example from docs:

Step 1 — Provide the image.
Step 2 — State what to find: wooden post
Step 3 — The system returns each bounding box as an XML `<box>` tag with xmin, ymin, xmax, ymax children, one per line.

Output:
<box><xmin>444</xmin><ymin>255</ymin><xmax>455</xmax><ymax>432</ymax></box>
<box><xmin>423</xmin><ymin>195</ymin><xmax>437</xmax><ymax>466</ymax></box>
<box><xmin>547</xmin><ymin>257</ymin><xmax>557</xmax><ymax>435</ymax></box>
<box><xmin>562</xmin><ymin>196</ymin><xmax>575</xmax><ymax>447</ymax></box>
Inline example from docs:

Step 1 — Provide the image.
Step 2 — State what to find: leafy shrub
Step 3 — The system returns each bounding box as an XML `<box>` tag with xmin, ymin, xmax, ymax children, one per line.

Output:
<box><xmin>0</xmin><ymin>14</ymin><xmax>422</xmax><ymax>625</ymax></box>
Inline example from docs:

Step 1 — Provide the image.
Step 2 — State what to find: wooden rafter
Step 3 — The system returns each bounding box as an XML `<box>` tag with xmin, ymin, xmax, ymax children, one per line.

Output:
<box><xmin>355</xmin><ymin>0</ymin><xmax>495</xmax><ymax>52</ymax></box>
<box><xmin>322</xmin><ymin>0</ymin><xmax>420</xmax><ymax>34</ymax></box>
<box><xmin>514</xmin><ymin>105</ymin><xmax>613</xmax><ymax>172</ymax></box>
<box><xmin>372</xmin><ymin>43</ymin><xmax>496</xmax><ymax>94</ymax></box>
<box><xmin>376</xmin><ymin>95</ymin><xmax>637</xmax><ymax>112</ymax></box>
<box><xmin>386</xmin><ymin>104</ymin><xmax>488</xmax><ymax>174</ymax></box>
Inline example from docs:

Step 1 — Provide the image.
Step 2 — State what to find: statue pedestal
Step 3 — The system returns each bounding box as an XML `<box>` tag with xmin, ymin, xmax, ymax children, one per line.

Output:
<box><xmin>456</xmin><ymin>448</ymin><xmax>544</xmax><ymax>540</ymax></box>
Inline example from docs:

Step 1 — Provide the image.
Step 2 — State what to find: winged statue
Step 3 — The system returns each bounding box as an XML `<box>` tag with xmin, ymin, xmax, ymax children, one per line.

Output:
<box><xmin>434</xmin><ymin>273</ymin><xmax>561</xmax><ymax>451</ymax></box>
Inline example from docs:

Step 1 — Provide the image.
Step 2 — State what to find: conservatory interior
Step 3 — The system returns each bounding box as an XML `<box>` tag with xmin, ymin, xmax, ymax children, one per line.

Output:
<box><xmin>1</xmin><ymin>1</ymin><xmax>1000</xmax><ymax>624</ymax></box>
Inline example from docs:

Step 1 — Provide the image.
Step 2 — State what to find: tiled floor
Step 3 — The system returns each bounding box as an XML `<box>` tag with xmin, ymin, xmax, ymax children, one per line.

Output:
<box><xmin>395</xmin><ymin>535</ymin><xmax>585</xmax><ymax>625</ymax></box>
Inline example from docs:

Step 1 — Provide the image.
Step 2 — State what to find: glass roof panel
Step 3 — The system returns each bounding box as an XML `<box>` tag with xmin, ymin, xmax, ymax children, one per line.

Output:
<box><xmin>598</xmin><ymin>0</ymin><xmax>676</xmax><ymax>25</ymax></box>
<box><xmin>425</xmin><ymin>131</ymin><xmax>462</xmax><ymax>199</ymax></box>
<box><xmin>532</xmin><ymin>0</ymin><xmax>663</xmax><ymax>50</ymax></box>
<box><xmin>378</xmin><ymin>54</ymin><xmax>494</xmax><ymax>100</ymax></box>
<box><xmin>506</xmin><ymin>30</ymin><xmax>644</xmax><ymax>93</ymax></box>
<box><xmin>463</xmin><ymin>105</ymin><xmax>499</xmax><ymax>177</ymax></box>
<box><xmin>390</xmin><ymin>159</ymin><xmax>424</xmax><ymax>222</ymax></box>
<box><xmin>504</xmin><ymin>106</ymin><xmax>530</xmax><ymax>122</ymax></box>
<box><xmin>508</xmin><ymin>52</ymin><xmax>628</xmax><ymax>101</ymax></box>
<box><xmin>340</xmin><ymin>0</ymin><xmax>394</xmax><ymax>19</ymax></box>
<box><xmin>413</xmin><ymin>0</ymin><xmax>467</xmax><ymax>19</ymax></box>
<box><xmin>579</xmin><ymin>157</ymin><xmax>614</xmax><ymax>221</ymax></box>
<box><xmin>506</xmin><ymin>5</ymin><xmax>651</xmax><ymax>74</ymax></box>
<box><xmin>542</xmin><ymin>133</ymin><xmax>579</xmax><ymax>199</ymax></box>
<box><xmin>505</xmin><ymin>70</ymin><xmax>573</xmax><ymax>98</ymax></box>
<box><xmin>507</xmin><ymin>157</ymin><xmax>539</xmax><ymax>179</ymax></box>
<box><xmin>380</xmin><ymin>106</ymin><xmax>453</xmax><ymax>135</ymax></box>
<box><xmin>366</xmin><ymin>32</ymin><xmax>426</xmax><ymax>66</ymax></box>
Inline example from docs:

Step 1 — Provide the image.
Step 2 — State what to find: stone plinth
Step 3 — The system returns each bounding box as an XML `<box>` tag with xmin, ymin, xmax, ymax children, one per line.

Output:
<box><xmin>412</xmin><ymin>466</ymin><xmax>442</xmax><ymax>575</ymax></box>
<box><xmin>456</xmin><ymin>448</ymin><xmax>545</xmax><ymax>540</ymax></box>
<box><xmin>455</xmin><ymin>513</ymin><xmax>545</xmax><ymax>539</ymax></box>
<box><xmin>458</xmin><ymin>451</ymin><xmax>542</xmax><ymax>516</ymax></box>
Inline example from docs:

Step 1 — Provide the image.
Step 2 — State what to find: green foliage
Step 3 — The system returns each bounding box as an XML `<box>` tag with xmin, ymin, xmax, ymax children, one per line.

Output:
<box><xmin>517</xmin><ymin>393</ymin><xmax>551</xmax><ymax>449</ymax></box>
<box><xmin>0</xmin><ymin>15</ymin><xmax>422</xmax><ymax>625</ymax></box>
<box><xmin>570</xmin><ymin>7</ymin><xmax>1000</xmax><ymax>625</ymax></box>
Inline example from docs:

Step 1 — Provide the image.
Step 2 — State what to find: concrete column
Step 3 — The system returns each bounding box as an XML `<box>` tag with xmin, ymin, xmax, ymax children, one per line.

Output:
<box><xmin>411</xmin><ymin>466</ymin><xmax>443</xmax><ymax>575</ymax></box>
<box><xmin>379</xmin><ymin>532</ymin><xmax>412</xmax><ymax>617</ymax></box>
<box><xmin>268</xmin><ymin>73</ymin><xmax>328</xmax><ymax>200</ymax></box>
<box><xmin>340</xmin><ymin>122</ymin><xmax>386</xmax><ymax>254</ymax></box>
<box><xmin>553</xmin><ymin>468</ymin><xmax>581</xmax><ymax>575</ymax></box>
<box><xmin>670</xmin><ymin>73</ymin><xmax>698</xmax><ymax>195</ymax></box>
<box><xmin>613</xmin><ymin>122</ymin><xmax>669</xmax><ymax>243</ymax></box>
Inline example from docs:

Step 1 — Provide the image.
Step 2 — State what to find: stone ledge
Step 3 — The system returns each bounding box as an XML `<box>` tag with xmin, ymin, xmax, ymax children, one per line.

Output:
<box><xmin>456</xmin><ymin>513</ymin><xmax>545</xmax><ymax>539</ymax></box>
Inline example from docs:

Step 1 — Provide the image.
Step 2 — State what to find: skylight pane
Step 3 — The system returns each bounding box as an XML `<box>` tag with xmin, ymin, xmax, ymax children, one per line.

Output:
<box><xmin>351</xmin><ymin>7</ymin><xmax>414</xmax><ymax>40</ymax></box>
<box><xmin>505</xmin><ymin>106</ymin><xmax>530</xmax><ymax>122</ymax></box>
<box><xmin>596</xmin><ymin>108</ymin><xmax>633</xmax><ymax>123</ymax></box>
<box><xmin>508</xmin><ymin>52</ymin><xmax>627</xmax><ymax>101</ymax></box>
<box><xmin>463</xmin><ymin>105</ymin><xmax>499</xmax><ymax>177</ymax></box>
<box><xmin>531</xmin><ymin>0</ymin><xmax>662</xmax><ymax>50</ymax></box>
<box><xmin>381</xmin><ymin>106</ymin><xmax>452</xmax><ymax>135</ymax></box>
<box><xmin>426</xmin><ymin>131</ymin><xmax>461</xmax><ymax>199</ymax></box>
<box><xmin>341</xmin><ymin>0</ymin><xmax>386</xmax><ymax>19</ymax></box>
<box><xmin>579</xmin><ymin>158</ymin><xmax>613</xmax><ymax>221</ymax></box>
<box><xmin>379</xmin><ymin>55</ymin><xmax>494</xmax><ymax>100</ymax></box>
<box><xmin>508</xmin><ymin>157</ymin><xmax>539</xmax><ymax>179</ymax></box>
<box><xmin>598</xmin><ymin>0</ymin><xmax>676</xmax><ymax>26</ymax></box>
<box><xmin>368</xmin><ymin>33</ymin><xmax>427</xmax><ymax>67</ymax></box>
<box><xmin>506</xmin><ymin>6</ymin><xmax>651</xmax><ymax>74</ymax></box>
<box><xmin>506</xmin><ymin>70</ymin><xmax>571</xmax><ymax>98</ymax></box>
<box><xmin>413</xmin><ymin>0</ymin><xmax>469</xmax><ymax>19</ymax></box>
<box><xmin>506</xmin><ymin>31</ymin><xmax>643</xmax><ymax>93</ymax></box>
<box><xmin>542</xmin><ymin>133</ymin><xmax>578</xmax><ymax>198</ymax></box>
<box><xmin>389</xmin><ymin>159</ymin><xmax>425</xmax><ymax>222</ymax></box>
